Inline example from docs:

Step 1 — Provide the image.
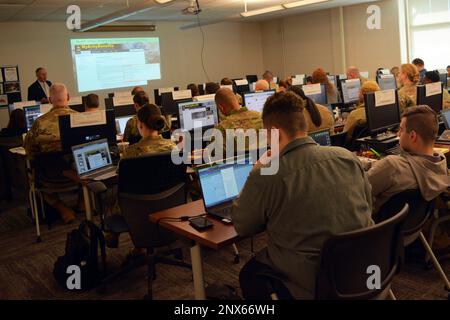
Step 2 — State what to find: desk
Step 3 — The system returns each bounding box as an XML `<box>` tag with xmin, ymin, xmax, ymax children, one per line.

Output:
<box><xmin>149</xmin><ymin>200</ymin><xmax>238</xmax><ymax>300</ymax></box>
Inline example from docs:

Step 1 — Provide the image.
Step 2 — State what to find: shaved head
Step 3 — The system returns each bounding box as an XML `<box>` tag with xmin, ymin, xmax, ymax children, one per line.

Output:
<box><xmin>49</xmin><ymin>83</ymin><xmax>69</xmax><ymax>107</ymax></box>
<box><xmin>215</xmin><ymin>88</ymin><xmax>240</xmax><ymax>115</ymax></box>
<box><xmin>255</xmin><ymin>79</ymin><xmax>270</xmax><ymax>91</ymax></box>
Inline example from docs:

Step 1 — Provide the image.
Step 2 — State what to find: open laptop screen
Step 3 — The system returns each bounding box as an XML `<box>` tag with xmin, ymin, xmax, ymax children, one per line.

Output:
<box><xmin>198</xmin><ymin>161</ymin><xmax>253</xmax><ymax>208</ymax></box>
<box><xmin>72</xmin><ymin>139</ymin><xmax>112</xmax><ymax>176</ymax></box>
<box><xmin>309</xmin><ymin>129</ymin><xmax>331</xmax><ymax>146</ymax></box>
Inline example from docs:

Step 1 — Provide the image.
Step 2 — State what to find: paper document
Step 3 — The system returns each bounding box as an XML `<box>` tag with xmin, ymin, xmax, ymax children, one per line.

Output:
<box><xmin>70</xmin><ymin>110</ymin><xmax>106</xmax><ymax>128</ymax></box>
<box><xmin>375</xmin><ymin>90</ymin><xmax>396</xmax><ymax>107</ymax></box>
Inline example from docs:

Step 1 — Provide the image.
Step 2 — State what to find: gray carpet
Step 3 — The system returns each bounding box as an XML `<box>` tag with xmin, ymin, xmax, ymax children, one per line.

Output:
<box><xmin>0</xmin><ymin>194</ymin><xmax>449</xmax><ymax>300</ymax></box>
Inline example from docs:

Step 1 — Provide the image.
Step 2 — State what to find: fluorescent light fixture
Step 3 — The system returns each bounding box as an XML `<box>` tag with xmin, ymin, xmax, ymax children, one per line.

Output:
<box><xmin>283</xmin><ymin>0</ymin><xmax>331</xmax><ymax>9</ymax></box>
<box><xmin>77</xmin><ymin>0</ymin><xmax>175</xmax><ymax>32</ymax></box>
<box><xmin>240</xmin><ymin>5</ymin><xmax>285</xmax><ymax>17</ymax></box>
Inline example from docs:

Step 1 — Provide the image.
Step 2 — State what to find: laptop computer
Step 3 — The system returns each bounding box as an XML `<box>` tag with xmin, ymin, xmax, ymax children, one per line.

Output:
<box><xmin>72</xmin><ymin>139</ymin><xmax>117</xmax><ymax>181</ymax></box>
<box><xmin>437</xmin><ymin>109</ymin><xmax>450</xmax><ymax>144</ymax></box>
<box><xmin>309</xmin><ymin>129</ymin><xmax>332</xmax><ymax>146</ymax></box>
<box><xmin>196</xmin><ymin>156</ymin><xmax>253</xmax><ymax>223</ymax></box>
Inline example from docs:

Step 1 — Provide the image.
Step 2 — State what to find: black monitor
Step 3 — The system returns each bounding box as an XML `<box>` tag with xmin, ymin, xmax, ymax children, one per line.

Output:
<box><xmin>417</xmin><ymin>84</ymin><xmax>443</xmax><ymax>114</ymax></box>
<box><xmin>340</xmin><ymin>79</ymin><xmax>361</xmax><ymax>104</ymax></box>
<box><xmin>377</xmin><ymin>74</ymin><xmax>397</xmax><ymax>90</ymax></box>
<box><xmin>309</xmin><ymin>129</ymin><xmax>331</xmax><ymax>146</ymax></box>
<box><xmin>364</xmin><ymin>89</ymin><xmax>400</xmax><ymax>138</ymax></box>
<box><xmin>442</xmin><ymin>109</ymin><xmax>450</xmax><ymax>130</ymax></box>
<box><xmin>303</xmin><ymin>84</ymin><xmax>327</xmax><ymax>105</ymax></box>
<box><xmin>23</xmin><ymin>105</ymin><xmax>42</xmax><ymax>130</ymax></box>
<box><xmin>59</xmin><ymin>109</ymin><xmax>117</xmax><ymax>152</ymax></box>
<box><xmin>154</xmin><ymin>87</ymin><xmax>179</xmax><ymax>106</ymax></box>
<box><xmin>161</xmin><ymin>92</ymin><xmax>192</xmax><ymax>115</ymax></box>
<box><xmin>233</xmin><ymin>80</ymin><xmax>250</xmax><ymax>96</ymax></box>
<box><xmin>104</xmin><ymin>97</ymin><xmax>136</xmax><ymax>117</ymax></box>
<box><xmin>198</xmin><ymin>84</ymin><xmax>205</xmax><ymax>96</ymax></box>
<box><xmin>246</xmin><ymin>75</ymin><xmax>258</xmax><ymax>83</ymax></box>
<box><xmin>436</xmin><ymin>70</ymin><xmax>448</xmax><ymax>88</ymax></box>
<box><xmin>243</xmin><ymin>90</ymin><xmax>275</xmax><ymax>113</ymax></box>
<box><xmin>68</xmin><ymin>103</ymin><xmax>85</xmax><ymax>113</ymax></box>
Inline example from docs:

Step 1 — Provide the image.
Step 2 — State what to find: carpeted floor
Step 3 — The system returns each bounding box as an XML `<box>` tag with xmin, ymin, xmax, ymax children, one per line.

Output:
<box><xmin>1</xmin><ymin>193</ymin><xmax>450</xmax><ymax>300</ymax></box>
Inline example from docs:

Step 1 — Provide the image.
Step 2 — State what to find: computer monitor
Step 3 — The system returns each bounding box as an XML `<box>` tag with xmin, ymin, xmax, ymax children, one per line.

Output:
<box><xmin>116</xmin><ymin>115</ymin><xmax>132</xmax><ymax>135</ymax></box>
<box><xmin>233</xmin><ymin>79</ymin><xmax>250</xmax><ymax>96</ymax></box>
<box><xmin>59</xmin><ymin>109</ymin><xmax>117</xmax><ymax>151</ymax></box>
<box><xmin>341</xmin><ymin>79</ymin><xmax>361</xmax><ymax>104</ymax></box>
<box><xmin>327</xmin><ymin>75</ymin><xmax>336</xmax><ymax>86</ymax></box>
<box><xmin>377</xmin><ymin>74</ymin><xmax>397</xmax><ymax>90</ymax></box>
<box><xmin>309</xmin><ymin>129</ymin><xmax>331</xmax><ymax>146</ymax></box>
<box><xmin>436</xmin><ymin>70</ymin><xmax>448</xmax><ymax>88</ymax></box>
<box><xmin>161</xmin><ymin>91</ymin><xmax>192</xmax><ymax>115</ymax></box>
<box><xmin>105</xmin><ymin>96</ymin><xmax>136</xmax><ymax>117</ymax></box>
<box><xmin>243</xmin><ymin>90</ymin><xmax>275</xmax><ymax>113</ymax></box>
<box><xmin>417</xmin><ymin>84</ymin><xmax>443</xmax><ymax>114</ymax></box>
<box><xmin>246</xmin><ymin>75</ymin><xmax>258</xmax><ymax>83</ymax></box>
<box><xmin>23</xmin><ymin>105</ymin><xmax>42</xmax><ymax>130</ymax></box>
<box><xmin>178</xmin><ymin>100</ymin><xmax>219</xmax><ymax>132</ymax></box>
<box><xmin>360</xmin><ymin>71</ymin><xmax>369</xmax><ymax>79</ymax></box>
<box><xmin>154</xmin><ymin>87</ymin><xmax>179</xmax><ymax>106</ymax></box>
<box><xmin>303</xmin><ymin>84</ymin><xmax>327</xmax><ymax>105</ymax></box>
<box><xmin>364</xmin><ymin>89</ymin><xmax>400</xmax><ymax>137</ymax></box>
<box><xmin>441</xmin><ymin>109</ymin><xmax>450</xmax><ymax>130</ymax></box>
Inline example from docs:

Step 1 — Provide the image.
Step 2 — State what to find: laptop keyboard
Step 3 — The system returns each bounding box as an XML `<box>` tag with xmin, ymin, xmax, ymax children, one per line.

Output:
<box><xmin>93</xmin><ymin>170</ymin><xmax>117</xmax><ymax>181</ymax></box>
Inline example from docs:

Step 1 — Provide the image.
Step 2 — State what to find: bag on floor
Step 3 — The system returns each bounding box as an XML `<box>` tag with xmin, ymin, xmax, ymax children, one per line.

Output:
<box><xmin>53</xmin><ymin>220</ymin><xmax>106</xmax><ymax>291</ymax></box>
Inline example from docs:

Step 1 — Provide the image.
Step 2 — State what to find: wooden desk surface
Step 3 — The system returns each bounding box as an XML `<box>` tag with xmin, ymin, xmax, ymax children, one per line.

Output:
<box><xmin>149</xmin><ymin>200</ymin><xmax>238</xmax><ymax>250</ymax></box>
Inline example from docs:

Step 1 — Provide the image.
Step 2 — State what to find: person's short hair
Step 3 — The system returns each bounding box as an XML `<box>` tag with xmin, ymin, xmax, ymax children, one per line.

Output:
<box><xmin>205</xmin><ymin>82</ymin><xmax>220</xmax><ymax>95</ymax></box>
<box><xmin>131</xmin><ymin>86</ymin><xmax>144</xmax><ymax>95</ymax></box>
<box><xmin>424</xmin><ymin>71</ymin><xmax>440</xmax><ymax>83</ymax></box>
<box><xmin>262</xmin><ymin>91</ymin><xmax>307</xmax><ymax>137</ymax></box>
<box><xmin>137</xmin><ymin>104</ymin><xmax>166</xmax><ymax>132</ymax></box>
<box><xmin>262</xmin><ymin>70</ymin><xmax>273</xmax><ymax>80</ymax></box>
<box><xmin>402</xmin><ymin>105</ymin><xmax>438</xmax><ymax>144</ymax></box>
<box><xmin>412</xmin><ymin>58</ymin><xmax>424</xmax><ymax>67</ymax></box>
<box><xmin>221</xmin><ymin>78</ymin><xmax>233</xmax><ymax>85</ymax></box>
<box><xmin>35</xmin><ymin>67</ymin><xmax>45</xmax><ymax>75</ymax></box>
<box><xmin>7</xmin><ymin>109</ymin><xmax>25</xmax><ymax>130</ymax></box>
<box><xmin>133</xmin><ymin>91</ymin><xmax>149</xmax><ymax>107</ymax></box>
<box><xmin>187</xmin><ymin>83</ymin><xmax>199</xmax><ymax>97</ymax></box>
<box><xmin>84</xmin><ymin>93</ymin><xmax>99</xmax><ymax>109</ymax></box>
<box><xmin>215</xmin><ymin>88</ymin><xmax>238</xmax><ymax>108</ymax></box>
<box><xmin>361</xmin><ymin>80</ymin><xmax>380</xmax><ymax>95</ymax></box>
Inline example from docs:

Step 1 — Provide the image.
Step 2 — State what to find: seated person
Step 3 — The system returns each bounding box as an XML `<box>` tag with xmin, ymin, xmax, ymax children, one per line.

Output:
<box><xmin>205</xmin><ymin>82</ymin><xmax>220</xmax><ymax>95</ymax></box>
<box><xmin>255</xmin><ymin>79</ymin><xmax>270</xmax><ymax>91</ymax></box>
<box><xmin>367</xmin><ymin>105</ymin><xmax>449</xmax><ymax>213</ymax></box>
<box><xmin>84</xmin><ymin>93</ymin><xmax>99</xmax><ymax>112</ymax></box>
<box><xmin>288</xmin><ymin>85</ymin><xmax>334</xmax><ymax>134</ymax></box>
<box><xmin>123</xmin><ymin>104</ymin><xmax>175</xmax><ymax>159</ymax></box>
<box><xmin>24</xmin><ymin>83</ymin><xmax>79</xmax><ymax>223</ymax></box>
<box><xmin>278</xmin><ymin>78</ymin><xmax>292</xmax><ymax>93</ymax></box>
<box><xmin>262</xmin><ymin>70</ymin><xmax>277</xmax><ymax>90</ymax></box>
<box><xmin>312</xmin><ymin>68</ymin><xmax>340</xmax><ymax>104</ymax></box>
<box><xmin>221</xmin><ymin>77</ymin><xmax>242</xmax><ymax>105</ymax></box>
<box><xmin>305</xmin><ymin>76</ymin><xmax>313</xmax><ymax>85</ymax></box>
<box><xmin>398</xmin><ymin>63</ymin><xmax>419</xmax><ymax>113</ymax></box>
<box><xmin>187</xmin><ymin>83</ymin><xmax>199</xmax><ymax>97</ymax></box>
<box><xmin>0</xmin><ymin>109</ymin><xmax>27</xmax><ymax>138</ymax></box>
<box><xmin>232</xmin><ymin>91</ymin><xmax>373</xmax><ymax>300</ymax></box>
<box><xmin>213</xmin><ymin>88</ymin><xmax>264</xmax><ymax>153</ymax></box>
<box><xmin>346</xmin><ymin>66</ymin><xmax>368</xmax><ymax>83</ymax></box>
<box><xmin>423</xmin><ymin>71</ymin><xmax>450</xmax><ymax>110</ymax></box>
<box><xmin>123</xmin><ymin>91</ymin><xmax>149</xmax><ymax>145</ymax></box>
<box><xmin>343</xmin><ymin>81</ymin><xmax>381</xmax><ymax>141</ymax></box>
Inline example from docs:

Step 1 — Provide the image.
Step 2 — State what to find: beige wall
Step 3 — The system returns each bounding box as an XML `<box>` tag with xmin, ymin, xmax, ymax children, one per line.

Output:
<box><xmin>0</xmin><ymin>20</ymin><xmax>263</xmax><ymax>105</ymax></box>
<box><xmin>261</xmin><ymin>0</ymin><xmax>402</xmax><ymax>79</ymax></box>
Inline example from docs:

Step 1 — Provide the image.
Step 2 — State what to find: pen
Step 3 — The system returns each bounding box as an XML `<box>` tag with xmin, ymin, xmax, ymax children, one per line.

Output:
<box><xmin>370</xmin><ymin>148</ymin><xmax>381</xmax><ymax>159</ymax></box>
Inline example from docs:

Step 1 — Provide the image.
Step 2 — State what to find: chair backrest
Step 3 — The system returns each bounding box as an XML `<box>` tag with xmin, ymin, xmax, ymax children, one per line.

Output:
<box><xmin>117</xmin><ymin>151</ymin><xmax>187</xmax><ymax>249</ymax></box>
<box><xmin>31</xmin><ymin>151</ymin><xmax>73</xmax><ymax>185</ymax></box>
<box><xmin>347</xmin><ymin>124</ymin><xmax>369</xmax><ymax>151</ymax></box>
<box><xmin>376</xmin><ymin>189</ymin><xmax>435</xmax><ymax>236</ymax></box>
<box><xmin>330</xmin><ymin>131</ymin><xmax>346</xmax><ymax>147</ymax></box>
<box><xmin>315</xmin><ymin>204</ymin><xmax>408</xmax><ymax>300</ymax></box>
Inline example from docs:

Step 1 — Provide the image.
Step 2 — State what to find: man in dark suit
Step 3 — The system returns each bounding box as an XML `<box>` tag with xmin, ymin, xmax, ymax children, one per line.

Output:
<box><xmin>27</xmin><ymin>67</ymin><xmax>52</xmax><ymax>103</ymax></box>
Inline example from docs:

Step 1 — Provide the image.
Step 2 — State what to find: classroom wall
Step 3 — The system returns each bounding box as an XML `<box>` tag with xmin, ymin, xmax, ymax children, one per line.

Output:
<box><xmin>0</xmin><ymin>20</ymin><xmax>264</xmax><ymax>106</ymax></box>
<box><xmin>260</xmin><ymin>0</ymin><xmax>403</xmax><ymax>79</ymax></box>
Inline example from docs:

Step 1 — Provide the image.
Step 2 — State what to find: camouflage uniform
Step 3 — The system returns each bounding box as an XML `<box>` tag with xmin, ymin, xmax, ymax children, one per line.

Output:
<box><xmin>214</xmin><ymin>107</ymin><xmax>264</xmax><ymax>153</ymax></box>
<box><xmin>23</xmin><ymin>105</ymin><xmax>78</xmax><ymax>206</ymax></box>
<box><xmin>123</xmin><ymin>115</ymin><xmax>141</xmax><ymax>144</ymax></box>
<box><xmin>443</xmin><ymin>89</ymin><xmax>450</xmax><ymax>110</ymax></box>
<box><xmin>24</xmin><ymin>105</ymin><xmax>77</xmax><ymax>156</ymax></box>
<box><xmin>122</xmin><ymin>135</ymin><xmax>175</xmax><ymax>159</ymax></box>
<box><xmin>398</xmin><ymin>83</ymin><xmax>417</xmax><ymax>114</ymax></box>
<box><xmin>343</xmin><ymin>103</ymin><xmax>366</xmax><ymax>142</ymax></box>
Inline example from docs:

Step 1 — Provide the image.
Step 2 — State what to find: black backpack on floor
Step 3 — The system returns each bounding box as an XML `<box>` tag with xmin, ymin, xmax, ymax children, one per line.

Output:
<box><xmin>53</xmin><ymin>220</ymin><xmax>107</xmax><ymax>291</ymax></box>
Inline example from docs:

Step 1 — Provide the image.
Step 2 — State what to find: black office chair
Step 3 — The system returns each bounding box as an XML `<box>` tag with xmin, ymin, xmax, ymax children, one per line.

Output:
<box><xmin>0</xmin><ymin>135</ymin><xmax>24</xmax><ymax>201</ymax></box>
<box><xmin>314</xmin><ymin>204</ymin><xmax>407</xmax><ymax>300</ymax></box>
<box><xmin>376</xmin><ymin>189</ymin><xmax>450</xmax><ymax>299</ymax></box>
<box><xmin>99</xmin><ymin>151</ymin><xmax>191</xmax><ymax>299</ymax></box>
<box><xmin>29</xmin><ymin>152</ymin><xmax>79</xmax><ymax>242</ymax></box>
<box><xmin>346</xmin><ymin>124</ymin><xmax>369</xmax><ymax>151</ymax></box>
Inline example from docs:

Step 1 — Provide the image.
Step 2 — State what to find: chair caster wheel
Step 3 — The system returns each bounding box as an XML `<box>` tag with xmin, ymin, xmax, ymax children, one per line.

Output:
<box><xmin>36</xmin><ymin>236</ymin><xmax>42</xmax><ymax>243</ymax></box>
<box><xmin>233</xmin><ymin>255</ymin><xmax>240</xmax><ymax>264</ymax></box>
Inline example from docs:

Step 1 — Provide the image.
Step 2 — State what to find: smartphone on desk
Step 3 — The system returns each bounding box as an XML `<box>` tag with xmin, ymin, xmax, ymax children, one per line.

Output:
<box><xmin>189</xmin><ymin>217</ymin><xmax>213</xmax><ymax>231</ymax></box>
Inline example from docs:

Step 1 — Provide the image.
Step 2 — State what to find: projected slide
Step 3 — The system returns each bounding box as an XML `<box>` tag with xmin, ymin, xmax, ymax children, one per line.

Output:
<box><xmin>71</xmin><ymin>38</ymin><xmax>161</xmax><ymax>92</ymax></box>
